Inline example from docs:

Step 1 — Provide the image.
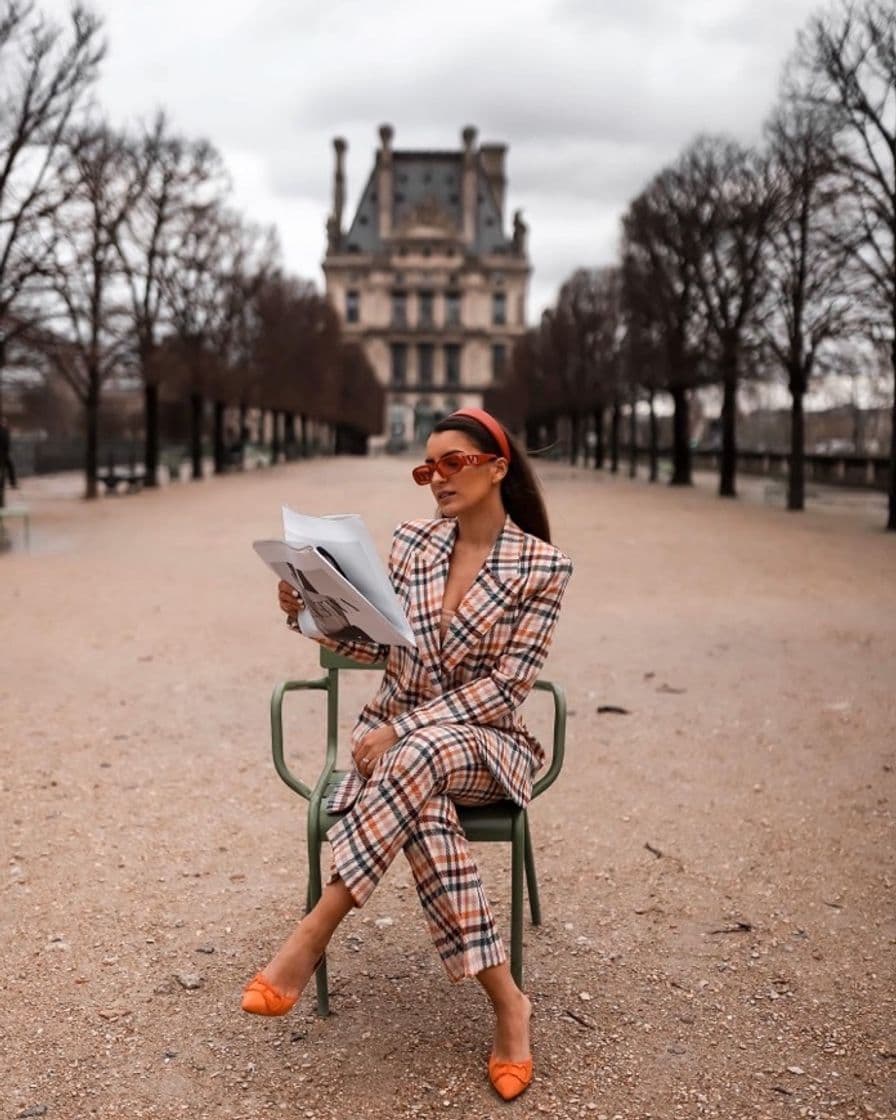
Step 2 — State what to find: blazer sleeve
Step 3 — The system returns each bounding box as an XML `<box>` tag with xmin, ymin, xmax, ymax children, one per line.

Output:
<box><xmin>301</xmin><ymin>529</ymin><xmax>406</xmax><ymax>666</ymax></box>
<box><xmin>390</xmin><ymin>555</ymin><xmax>573</xmax><ymax>737</ymax></box>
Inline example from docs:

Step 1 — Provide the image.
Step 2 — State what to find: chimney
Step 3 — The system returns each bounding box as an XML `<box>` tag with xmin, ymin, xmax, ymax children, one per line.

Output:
<box><xmin>377</xmin><ymin>123</ymin><xmax>394</xmax><ymax>239</ymax></box>
<box><xmin>331</xmin><ymin>136</ymin><xmax>347</xmax><ymax>234</ymax></box>
<box><xmin>479</xmin><ymin>143</ymin><xmax>507</xmax><ymax>219</ymax></box>
<box><xmin>461</xmin><ymin>125</ymin><xmax>478</xmax><ymax>245</ymax></box>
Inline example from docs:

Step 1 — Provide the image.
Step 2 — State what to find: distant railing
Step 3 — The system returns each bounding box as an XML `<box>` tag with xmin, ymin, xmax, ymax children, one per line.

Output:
<box><xmin>687</xmin><ymin>449</ymin><xmax>889</xmax><ymax>491</ymax></box>
<box><xmin>11</xmin><ymin>436</ymin><xmax>143</xmax><ymax>477</ymax></box>
<box><xmin>576</xmin><ymin>445</ymin><xmax>890</xmax><ymax>491</ymax></box>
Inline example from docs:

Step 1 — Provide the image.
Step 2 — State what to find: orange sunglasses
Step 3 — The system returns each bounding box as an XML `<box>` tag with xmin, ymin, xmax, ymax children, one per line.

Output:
<box><xmin>411</xmin><ymin>451</ymin><xmax>499</xmax><ymax>486</ymax></box>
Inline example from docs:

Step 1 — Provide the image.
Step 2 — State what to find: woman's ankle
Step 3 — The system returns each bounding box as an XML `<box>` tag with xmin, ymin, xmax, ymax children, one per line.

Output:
<box><xmin>486</xmin><ymin>983</ymin><xmax>527</xmax><ymax>1012</ymax></box>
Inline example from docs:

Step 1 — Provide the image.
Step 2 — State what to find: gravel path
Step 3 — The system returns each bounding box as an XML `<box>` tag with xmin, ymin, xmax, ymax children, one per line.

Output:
<box><xmin>1</xmin><ymin>458</ymin><xmax>894</xmax><ymax>1120</ymax></box>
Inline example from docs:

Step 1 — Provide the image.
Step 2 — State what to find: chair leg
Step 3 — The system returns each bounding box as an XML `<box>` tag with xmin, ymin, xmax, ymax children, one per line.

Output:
<box><xmin>306</xmin><ymin>821</ymin><xmax>330</xmax><ymax>1018</ymax></box>
<box><xmin>510</xmin><ymin>812</ymin><xmax>524</xmax><ymax>989</ymax></box>
<box><xmin>523</xmin><ymin>814</ymin><xmax>542</xmax><ymax>926</ymax></box>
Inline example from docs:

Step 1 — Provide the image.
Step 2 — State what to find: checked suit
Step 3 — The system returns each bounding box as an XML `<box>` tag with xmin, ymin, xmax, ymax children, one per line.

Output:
<box><xmin>308</xmin><ymin>515</ymin><xmax>573</xmax><ymax>980</ymax></box>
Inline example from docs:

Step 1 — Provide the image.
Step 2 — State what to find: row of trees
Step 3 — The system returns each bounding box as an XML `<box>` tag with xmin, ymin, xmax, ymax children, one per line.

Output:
<box><xmin>0</xmin><ymin>2</ymin><xmax>382</xmax><ymax>503</ymax></box>
<box><xmin>492</xmin><ymin>0</ymin><xmax>896</xmax><ymax>531</ymax></box>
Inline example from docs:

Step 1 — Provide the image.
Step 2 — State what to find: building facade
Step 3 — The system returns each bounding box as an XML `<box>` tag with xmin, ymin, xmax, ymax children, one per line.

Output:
<box><xmin>323</xmin><ymin>125</ymin><xmax>530</xmax><ymax>448</ymax></box>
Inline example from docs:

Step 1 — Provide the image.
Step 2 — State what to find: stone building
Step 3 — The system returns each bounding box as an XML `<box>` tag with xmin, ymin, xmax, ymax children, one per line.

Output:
<box><xmin>323</xmin><ymin>125</ymin><xmax>530</xmax><ymax>448</ymax></box>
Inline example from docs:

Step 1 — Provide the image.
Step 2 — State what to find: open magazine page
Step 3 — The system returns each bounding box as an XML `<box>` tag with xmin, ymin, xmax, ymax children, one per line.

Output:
<box><xmin>253</xmin><ymin>540</ymin><xmax>416</xmax><ymax>649</ymax></box>
<box><xmin>280</xmin><ymin>508</ymin><xmax>409</xmax><ymax>633</ymax></box>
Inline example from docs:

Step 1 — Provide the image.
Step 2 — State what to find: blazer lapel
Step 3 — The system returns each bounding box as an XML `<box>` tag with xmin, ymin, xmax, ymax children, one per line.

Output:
<box><xmin>440</xmin><ymin>516</ymin><xmax>525</xmax><ymax>674</ymax></box>
<box><xmin>410</xmin><ymin>518</ymin><xmax>456</xmax><ymax>686</ymax></box>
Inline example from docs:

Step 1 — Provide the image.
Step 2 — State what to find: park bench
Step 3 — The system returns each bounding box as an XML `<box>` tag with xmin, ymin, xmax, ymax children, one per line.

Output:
<box><xmin>0</xmin><ymin>503</ymin><xmax>30</xmax><ymax>552</ymax></box>
<box><xmin>160</xmin><ymin>449</ymin><xmax>187</xmax><ymax>482</ymax></box>
<box><xmin>243</xmin><ymin>443</ymin><xmax>273</xmax><ymax>469</ymax></box>
<box><xmin>270</xmin><ymin>647</ymin><xmax>567</xmax><ymax>1017</ymax></box>
<box><xmin>99</xmin><ymin>466</ymin><xmax>145</xmax><ymax>494</ymax></box>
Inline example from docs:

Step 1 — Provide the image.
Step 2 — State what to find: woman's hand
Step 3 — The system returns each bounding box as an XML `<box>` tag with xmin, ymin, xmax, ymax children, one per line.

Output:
<box><xmin>352</xmin><ymin>724</ymin><xmax>399</xmax><ymax>778</ymax></box>
<box><xmin>278</xmin><ymin>579</ymin><xmax>305</xmax><ymax>624</ymax></box>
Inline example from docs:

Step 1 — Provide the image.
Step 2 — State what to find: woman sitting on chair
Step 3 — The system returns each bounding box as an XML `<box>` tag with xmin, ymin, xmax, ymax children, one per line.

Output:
<box><xmin>242</xmin><ymin>408</ymin><xmax>573</xmax><ymax>1102</ymax></box>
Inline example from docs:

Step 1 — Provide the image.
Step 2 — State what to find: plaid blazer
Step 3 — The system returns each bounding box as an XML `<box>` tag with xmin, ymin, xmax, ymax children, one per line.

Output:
<box><xmin>316</xmin><ymin>515</ymin><xmax>573</xmax><ymax>814</ymax></box>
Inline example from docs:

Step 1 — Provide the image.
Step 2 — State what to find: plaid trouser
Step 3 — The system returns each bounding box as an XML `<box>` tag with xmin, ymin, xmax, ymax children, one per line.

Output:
<box><xmin>326</xmin><ymin>724</ymin><xmax>511</xmax><ymax>981</ymax></box>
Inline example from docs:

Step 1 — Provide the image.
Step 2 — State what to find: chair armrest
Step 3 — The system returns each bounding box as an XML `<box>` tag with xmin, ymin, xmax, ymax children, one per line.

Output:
<box><xmin>270</xmin><ymin>678</ymin><xmax>331</xmax><ymax>800</ymax></box>
<box><xmin>531</xmin><ymin>679</ymin><xmax>567</xmax><ymax>800</ymax></box>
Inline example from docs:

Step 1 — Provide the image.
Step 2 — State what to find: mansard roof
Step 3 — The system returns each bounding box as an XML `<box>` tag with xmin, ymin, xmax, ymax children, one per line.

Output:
<box><xmin>342</xmin><ymin>150</ymin><xmax>513</xmax><ymax>256</ymax></box>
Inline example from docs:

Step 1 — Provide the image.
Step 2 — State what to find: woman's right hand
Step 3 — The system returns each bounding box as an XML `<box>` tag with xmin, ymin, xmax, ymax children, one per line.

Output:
<box><xmin>278</xmin><ymin>579</ymin><xmax>305</xmax><ymax>623</ymax></box>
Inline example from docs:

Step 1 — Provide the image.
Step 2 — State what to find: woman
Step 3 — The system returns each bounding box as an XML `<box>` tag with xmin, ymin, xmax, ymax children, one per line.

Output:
<box><xmin>242</xmin><ymin>408</ymin><xmax>573</xmax><ymax>1101</ymax></box>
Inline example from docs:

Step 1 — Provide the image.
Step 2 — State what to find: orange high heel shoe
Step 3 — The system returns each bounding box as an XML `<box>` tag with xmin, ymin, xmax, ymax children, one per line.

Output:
<box><xmin>488</xmin><ymin>1054</ymin><xmax>534</xmax><ymax>1101</ymax></box>
<box><xmin>241</xmin><ymin>972</ymin><xmax>297</xmax><ymax>1016</ymax></box>
<box><xmin>241</xmin><ymin>956</ymin><xmax>323</xmax><ymax>1017</ymax></box>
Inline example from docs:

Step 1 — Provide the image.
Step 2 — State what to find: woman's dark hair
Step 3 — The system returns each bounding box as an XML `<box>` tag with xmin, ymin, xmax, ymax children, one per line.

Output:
<box><xmin>431</xmin><ymin>414</ymin><xmax>552</xmax><ymax>543</ymax></box>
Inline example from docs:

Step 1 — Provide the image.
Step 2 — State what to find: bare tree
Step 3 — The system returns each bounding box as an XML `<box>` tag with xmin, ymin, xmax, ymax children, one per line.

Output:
<box><xmin>206</xmin><ymin>219</ymin><xmax>278</xmax><ymax>473</ymax></box>
<box><xmin>556</xmin><ymin>267</ymin><xmax>623</xmax><ymax>469</ymax></box>
<box><xmin>622</xmin><ymin>172</ymin><xmax>704</xmax><ymax>486</ymax></box>
<box><xmin>161</xmin><ymin>195</ymin><xmax>235</xmax><ymax>480</ymax></box>
<box><xmin>0</xmin><ymin>1</ymin><xmax>103</xmax><ymax>504</ymax></box>
<box><xmin>764</xmin><ymin>99</ymin><xmax>855</xmax><ymax>510</ymax></box>
<box><xmin>38</xmin><ymin>121</ymin><xmax>143</xmax><ymax>498</ymax></box>
<box><xmin>675</xmin><ymin>136</ymin><xmax>778</xmax><ymax>498</ymax></box>
<box><xmin>484</xmin><ymin>329</ymin><xmax>533</xmax><ymax>435</ymax></box>
<box><xmin>115</xmin><ymin>115</ymin><xmax>226</xmax><ymax>486</ymax></box>
<box><xmin>795</xmin><ymin>0</ymin><xmax>896</xmax><ymax>529</ymax></box>
<box><xmin>249</xmin><ymin>271</ymin><xmax>344</xmax><ymax>458</ymax></box>
<box><xmin>535</xmin><ymin>303</ymin><xmax>579</xmax><ymax>463</ymax></box>
<box><xmin>330</xmin><ymin>341</ymin><xmax>384</xmax><ymax>454</ymax></box>
<box><xmin>620</xmin><ymin>270</ymin><xmax>665</xmax><ymax>482</ymax></box>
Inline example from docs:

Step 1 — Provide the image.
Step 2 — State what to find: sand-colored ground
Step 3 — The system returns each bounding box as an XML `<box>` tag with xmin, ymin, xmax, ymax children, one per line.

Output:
<box><xmin>1</xmin><ymin>458</ymin><xmax>894</xmax><ymax>1120</ymax></box>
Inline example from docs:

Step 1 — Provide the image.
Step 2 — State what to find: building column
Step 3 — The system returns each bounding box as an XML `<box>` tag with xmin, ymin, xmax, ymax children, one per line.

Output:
<box><xmin>461</xmin><ymin>125</ymin><xmax>477</xmax><ymax>246</ymax></box>
<box><xmin>377</xmin><ymin>124</ymin><xmax>394</xmax><ymax>240</ymax></box>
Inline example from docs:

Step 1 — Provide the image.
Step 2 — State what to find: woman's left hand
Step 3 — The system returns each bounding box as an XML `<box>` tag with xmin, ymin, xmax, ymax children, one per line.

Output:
<box><xmin>352</xmin><ymin>724</ymin><xmax>399</xmax><ymax>778</ymax></box>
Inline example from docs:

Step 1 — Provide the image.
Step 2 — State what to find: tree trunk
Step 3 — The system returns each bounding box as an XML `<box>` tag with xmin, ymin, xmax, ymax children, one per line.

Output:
<box><xmin>0</xmin><ymin>342</ymin><xmax>7</xmax><ymax>510</ymax></box>
<box><xmin>851</xmin><ymin>403</ymin><xmax>863</xmax><ymax>454</ymax></box>
<box><xmin>592</xmin><ymin>407</ymin><xmax>605</xmax><ymax>469</ymax></box>
<box><xmin>648</xmin><ymin>389</ymin><xmax>659</xmax><ymax>482</ymax></box>
<box><xmin>788</xmin><ymin>382</ymin><xmax>805</xmax><ymax>512</ymax></box>
<box><xmin>628</xmin><ymin>396</ymin><xmax>638</xmax><ymax>479</ymax></box>
<box><xmin>0</xmin><ymin>358</ymin><xmax>5</xmax><ymax>515</ymax></box>
<box><xmin>888</xmin><ymin>340</ymin><xmax>896</xmax><ymax>531</ymax></box>
<box><xmin>213</xmin><ymin>400</ymin><xmax>226</xmax><ymax>475</ymax></box>
<box><xmin>719</xmin><ymin>372</ymin><xmax>737</xmax><ymax>498</ymax></box>
<box><xmin>143</xmin><ymin>381</ymin><xmax>159</xmax><ymax>488</ymax></box>
<box><xmin>190</xmin><ymin>391</ymin><xmax>203</xmax><ymax>480</ymax></box>
<box><xmin>285</xmin><ymin>412</ymin><xmax>296</xmax><ymax>457</ymax></box>
<box><xmin>669</xmin><ymin>385</ymin><xmax>692</xmax><ymax>486</ymax></box>
<box><xmin>610</xmin><ymin>399</ymin><xmax>620</xmax><ymax>474</ymax></box>
<box><xmin>569</xmin><ymin>411</ymin><xmax>581</xmax><ymax>466</ymax></box>
<box><xmin>85</xmin><ymin>376</ymin><xmax>99</xmax><ymax>500</ymax></box>
<box><xmin>300</xmin><ymin>413</ymin><xmax>308</xmax><ymax>458</ymax></box>
<box><xmin>236</xmin><ymin>400</ymin><xmax>248</xmax><ymax>470</ymax></box>
<box><xmin>270</xmin><ymin>409</ymin><xmax>281</xmax><ymax>463</ymax></box>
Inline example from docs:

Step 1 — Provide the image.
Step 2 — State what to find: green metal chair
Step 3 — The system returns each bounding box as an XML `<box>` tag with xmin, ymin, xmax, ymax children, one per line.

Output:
<box><xmin>270</xmin><ymin>647</ymin><xmax>567</xmax><ymax>1017</ymax></box>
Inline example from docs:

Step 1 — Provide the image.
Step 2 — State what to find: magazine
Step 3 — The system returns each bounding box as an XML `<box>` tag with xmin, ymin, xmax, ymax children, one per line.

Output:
<box><xmin>253</xmin><ymin>509</ymin><xmax>416</xmax><ymax>649</ymax></box>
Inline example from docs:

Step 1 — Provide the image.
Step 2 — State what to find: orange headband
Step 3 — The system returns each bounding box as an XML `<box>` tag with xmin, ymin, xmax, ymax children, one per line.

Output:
<box><xmin>448</xmin><ymin>408</ymin><xmax>512</xmax><ymax>462</ymax></box>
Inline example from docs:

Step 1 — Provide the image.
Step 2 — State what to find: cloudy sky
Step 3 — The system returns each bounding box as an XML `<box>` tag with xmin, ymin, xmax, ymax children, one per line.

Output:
<box><xmin>45</xmin><ymin>0</ymin><xmax>821</xmax><ymax>318</ymax></box>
